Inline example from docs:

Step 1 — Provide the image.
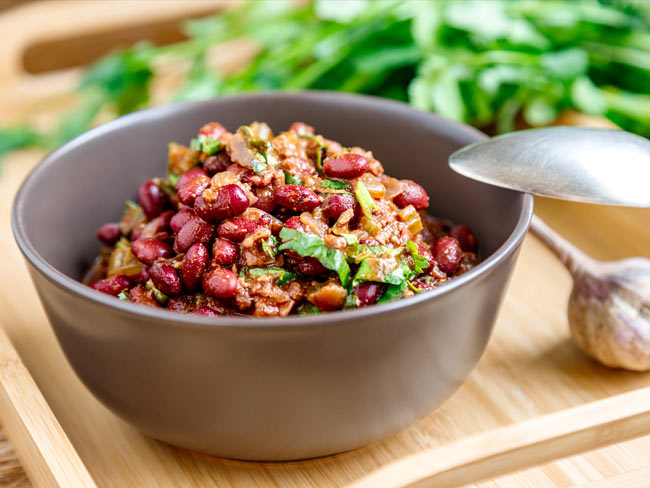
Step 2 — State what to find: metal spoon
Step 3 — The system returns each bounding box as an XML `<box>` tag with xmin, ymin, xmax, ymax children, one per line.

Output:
<box><xmin>449</xmin><ymin>126</ymin><xmax>650</xmax><ymax>371</ymax></box>
<box><xmin>449</xmin><ymin>126</ymin><xmax>650</xmax><ymax>207</ymax></box>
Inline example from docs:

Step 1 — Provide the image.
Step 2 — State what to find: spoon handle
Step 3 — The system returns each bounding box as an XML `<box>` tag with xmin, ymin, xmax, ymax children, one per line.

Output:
<box><xmin>528</xmin><ymin>215</ymin><xmax>594</xmax><ymax>277</ymax></box>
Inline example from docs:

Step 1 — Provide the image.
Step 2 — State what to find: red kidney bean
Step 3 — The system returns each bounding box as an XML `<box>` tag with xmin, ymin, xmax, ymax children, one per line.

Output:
<box><xmin>203</xmin><ymin>152</ymin><xmax>232</xmax><ymax>174</ymax></box>
<box><xmin>274</xmin><ymin>185</ymin><xmax>321</xmax><ymax>212</ymax></box>
<box><xmin>328</xmin><ymin>193</ymin><xmax>359</xmax><ymax>221</ymax></box>
<box><xmin>193</xmin><ymin>306</ymin><xmax>220</xmax><ymax>317</ymax></box>
<box><xmin>131</xmin><ymin>223</ymin><xmax>145</xmax><ymax>242</ymax></box>
<box><xmin>91</xmin><ymin>275</ymin><xmax>132</xmax><ymax>296</ymax></box>
<box><xmin>170</xmin><ymin>208</ymin><xmax>195</xmax><ymax>233</ymax></box>
<box><xmin>253</xmin><ymin>193</ymin><xmax>276</xmax><ymax>213</ymax></box>
<box><xmin>283</xmin><ymin>216</ymin><xmax>305</xmax><ymax>232</ymax></box>
<box><xmin>353</xmin><ymin>282</ymin><xmax>384</xmax><ymax>306</ymax></box>
<box><xmin>198</xmin><ymin>122</ymin><xmax>227</xmax><ymax>140</ymax></box>
<box><xmin>177</xmin><ymin>174</ymin><xmax>211</xmax><ymax>206</ymax></box>
<box><xmin>149</xmin><ymin>261</ymin><xmax>182</xmax><ymax>296</ymax></box>
<box><xmin>393</xmin><ymin>180</ymin><xmax>429</xmax><ymax>210</ymax></box>
<box><xmin>131</xmin><ymin>238</ymin><xmax>173</xmax><ymax>265</ymax></box>
<box><xmin>174</xmin><ymin>217</ymin><xmax>216</xmax><ymax>253</ymax></box>
<box><xmin>434</xmin><ymin>236</ymin><xmax>462</xmax><ymax>274</ymax></box>
<box><xmin>202</xmin><ymin>268</ymin><xmax>238</xmax><ymax>298</ymax></box>
<box><xmin>138</xmin><ymin>181</ymin><xmax>167</xmax><ymax>219</ymax></box>
<box><xmin>323</xmin><ymin>153</ymin><xmax>368</xmax><ymax>179</ymax></box>
<box><xmin>97</xmin><ymin>222</ymin><xmax>121</xmax><ymax>245</ymax></box>
<box><xmin>450</xmin><ymin>225</ymin><xmax>478</xmax><ymax>252</ymax></box>
<box><xmin>129</xmin><ymin>285</ymin><xmax>160</xmax><ymax>307</ymax></box>
<box><xmin>217</xmin><ymin>218</ymin><xmax>261</xmax><ymax>242</ymax></box>
<box><xmin>137</xmin><ymin>266</ymin><xmax>150</xmax><ymax>284</ymax></box>
<box><xmin>416</xmin><ymin>243</ymin><xmax>435</xmax><ymax>274</ymax></box>
<box><xmin>176</xmin><ymin>167</ymin><xmax>208</xmax><ymax>189</ymax></box>
<box><xmin>289</xmin><ymin>122</ymin><xmax>314</xmax><ymax>135</ymax></box>
<box><xmin>181</xmin><ymin>243</ymin><xmax>210</xmax><ymax>291</ymax></box>
<box><xmin>297</xmin><ymin>257</ymin><xmax>328</xmax><ymax>276</ymax></box>
<box><xmin>212</xmin><ymin>238</ymin><xmax>239</xmax><ymax>266</ymax></box>
<box><xmin>194</xmin><ymin>184</ymin><xmax>249</xmax><ymax>222</ymax></box>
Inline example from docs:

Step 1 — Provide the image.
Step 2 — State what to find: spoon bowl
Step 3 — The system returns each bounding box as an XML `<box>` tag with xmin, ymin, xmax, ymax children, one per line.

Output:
<box><xmin>449</xmin><ymin>126</ymin><xmax>650</xmax><ymax>208</ymax></box>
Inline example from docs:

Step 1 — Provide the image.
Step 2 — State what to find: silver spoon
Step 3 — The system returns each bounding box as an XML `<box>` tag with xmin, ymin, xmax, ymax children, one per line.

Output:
<box><xmin>449</xmin><ymin>126</ymin><xmax>650</xmax><ymax>370</ymax></box>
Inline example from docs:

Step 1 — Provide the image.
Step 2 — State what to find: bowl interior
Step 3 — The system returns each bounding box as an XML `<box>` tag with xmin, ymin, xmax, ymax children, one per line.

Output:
<box><xmin>15</xmin><ymin>92</ymin><xmax>525</xmax><ymax>285</ymax></box>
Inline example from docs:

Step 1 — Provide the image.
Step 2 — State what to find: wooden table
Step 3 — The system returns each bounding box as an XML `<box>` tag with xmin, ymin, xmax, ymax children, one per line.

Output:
<box><xmin>1</xmin><ymin>2</ymin><xmax>650</xmax><ymax>487</ymax></box>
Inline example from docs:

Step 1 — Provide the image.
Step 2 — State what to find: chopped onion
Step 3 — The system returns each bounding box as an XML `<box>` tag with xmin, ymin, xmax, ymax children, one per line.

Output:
<box><xmin>398</xmin><ymin>205</ymin><xmax>423</xmax><ymax>235</ymax></box>
<box><xmin>383</xmin><ymin>176</ymin><xmax>405</xmax><ymax>200</ymax></box>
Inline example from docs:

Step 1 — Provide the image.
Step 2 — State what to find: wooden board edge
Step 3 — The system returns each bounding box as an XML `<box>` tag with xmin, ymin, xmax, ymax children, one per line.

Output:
<box><xmin>0</xmin><ymin>323</ymin><xmax>97</xmax><ymax>488</ymax></box>
<box><xmin>350</xmin><ymin>386</ymin><xmax>650</xmax><ymax>488</ymax></box>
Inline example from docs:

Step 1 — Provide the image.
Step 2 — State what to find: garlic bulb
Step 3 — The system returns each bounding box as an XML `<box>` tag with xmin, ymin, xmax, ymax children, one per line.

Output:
<box><xmin>569</xmin><ymin>258</ymin><xmax>650</xmax><ymax>370</ymax></box>
<box><xmin>531</xmin><ymin>216</ymin><xmax>650</xmax><ymax>371</ymax></box>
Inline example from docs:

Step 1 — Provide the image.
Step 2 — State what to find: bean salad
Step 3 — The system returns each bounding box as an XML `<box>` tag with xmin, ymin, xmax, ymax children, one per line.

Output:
<box><xmin>85</xmin><ymin>122</ymin><xmax>479</xmax><ymax>316</ymax></box>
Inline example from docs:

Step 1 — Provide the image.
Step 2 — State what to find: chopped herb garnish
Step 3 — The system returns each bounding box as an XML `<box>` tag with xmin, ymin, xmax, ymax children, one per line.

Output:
<box><xmin>167</xmin><ymin>173</ymin><xmax>180</xmax><ymax>187</ymax></box>
<box><xmin>299</xmin><ymin>132</ymin><xmax>326</xmax><ymax>172</ymax></box>
<box><xmin>407</xmin><ymin>280</ymin><xmax>422</xmax><ymax>293</ymax></box>
<box><xmin>296</xmin><ymin>302</ymin><xmax>322</xmax><ymax>315</ymax></box>
<box><xmin>191</xmin><ymin>134</ymin><xmax>223</xmax><ymax>155</ymax></box>
<box><xmin>353</xmin><ymin>260</ymin><xmax>413</xmax><ymax>287</ymax></box>
<box><xmin>377</xmin><ymin>282</ymin><xmax>408</xmax><ymax>304</ymax></box>
<box><xmin>245</xmin><ymin>266</ymin><xmax>296</xmax><ymax>285</ymax></box>
<box><xmin>115</xmin><ymin>237</ymin><xmax>130</xmax><ymax>249</ymax></box>
<box><xmin>251</xmin><ymin>155</ymin><xmax>268</xmax><ymax>173</ymax></box>
<box><xmin>322</xmin><ymin>179</ymin><xmax>349</xmax><ymax>190</ymax></box>
<box><xmin>261</xmin><ymin>235</ymin><xmax>279</xmax><ymax>259</ymax></box>
<box><xmin>283</xmin><ymin>170</ymin><xmax>303</xmax><ymax>186</ymax></box>
<box><xmin>117</xmin><ymin>290</ymin><xmax>129</xmax><ymax>300</ymax></box>
<box><xmin>343</xmin><ymin>293</ymin><xmax>358</xmax><ymax>309</ymax></box>
<box><xmin>406</xmin><ymin>240</ymin><xmax>430</xmax><ymax>274</ymax></box>
<box><xmin>279</xmin><ymin>228</ymin><xmax>350</xmax><ymax>286</ymax></box>
<box><xmin>146</xmin><ymin>279</ymin><xmax>168</xmax><ymax>305</ymax></box>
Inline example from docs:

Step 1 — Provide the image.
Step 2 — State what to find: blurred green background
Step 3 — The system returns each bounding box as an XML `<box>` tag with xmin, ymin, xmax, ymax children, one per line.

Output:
<box><xmin>3</xmin><ymin>0</ymin><xmax>650</xmax><ymax>162</ymax></box>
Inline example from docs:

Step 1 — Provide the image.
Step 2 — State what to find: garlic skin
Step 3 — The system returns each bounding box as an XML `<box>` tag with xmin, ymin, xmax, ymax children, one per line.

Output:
<box><xmin>568</xmin><ymin>258</ymin><xmax>650</xmax><ymax>371</ymax></box>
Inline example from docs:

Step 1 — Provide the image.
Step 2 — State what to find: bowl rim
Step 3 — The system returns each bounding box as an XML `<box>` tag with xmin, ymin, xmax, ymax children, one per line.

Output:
<box><xmin>11</xmin><ymin>91</ymin><xmax>533</xmax><ymax>330</ymax></box>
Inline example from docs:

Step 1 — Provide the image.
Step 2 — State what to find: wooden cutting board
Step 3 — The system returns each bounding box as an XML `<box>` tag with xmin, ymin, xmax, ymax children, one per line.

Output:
<box><xmin>2</xmin><ymin>2</ymin><xmax>650</xmax><ymax>487</ymax></box>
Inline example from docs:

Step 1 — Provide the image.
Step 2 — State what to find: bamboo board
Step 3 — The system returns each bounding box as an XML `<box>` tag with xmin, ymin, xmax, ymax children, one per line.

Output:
<box><xmin>2</xmin><ymin>1</ymin><xmax>650</xmax><ymax>487</ymax></box>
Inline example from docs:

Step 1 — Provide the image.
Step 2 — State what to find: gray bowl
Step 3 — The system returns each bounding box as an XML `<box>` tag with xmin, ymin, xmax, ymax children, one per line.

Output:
<box><xmin>12</xmin><ymin>92</ymin><xmax>533</xmax><ymax>460</ymax></box>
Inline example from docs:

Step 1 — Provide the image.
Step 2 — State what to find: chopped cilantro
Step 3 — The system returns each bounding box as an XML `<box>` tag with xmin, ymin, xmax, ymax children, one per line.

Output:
<box><xmin>279</xmin><ymin>228</ymin><xmax>350</xmax><ymax>286</ymax></box>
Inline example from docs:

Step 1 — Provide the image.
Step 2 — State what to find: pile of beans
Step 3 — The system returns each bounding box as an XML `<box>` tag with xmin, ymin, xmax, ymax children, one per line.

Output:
<box><xmin>86</xmin><ymin>121</ymin><xmax>479</xmax><ymax>317</ymax></box>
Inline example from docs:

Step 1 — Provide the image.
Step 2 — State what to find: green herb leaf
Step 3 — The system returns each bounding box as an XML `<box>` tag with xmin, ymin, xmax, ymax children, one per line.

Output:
<box><xmin>377</xmin><ymin>281</ymin><xmax>408</xmax><ymax>303</ymax></box>
<box><xmin>283</xmin><ymin>170</ymin><xmax>303</xmax><ymax>185</ymax></box>
<box><xmin>296</xmin><ymin>302</ymin><xmax>322</xmax><ymax>315</ymax></box>
<box><xmin>117</xmin><ymin>290</ymin><xmax>130</xmax><ymax>300</ymax></box>
<box><xmin>168</xmin><ymin>173</ymin><xmax>180</xmax><ymax>187</ymax></box>
<box><xmin>279</xmin><ymin>228</ymin><xmax>350</xmax><ymax>286</ymax></box>
<box><xmin>322</xmin><ymin>179</ymin><xmax>349</xmax><ymax>189</ymax></box>
<box><xmin>261</xmin><ymin>235</ymin><xmax>279</xmax><ymax>259</ymax></box>
<box><xmin>406</xmin><ymin>240</ymin><xmax>430</xmax><ymax>274</ymax></box>
<box><xmin>246</xmin><ymin>266</ymin><xmax>295</xmax><ymax>285</ymax></box>
<box><xmin>191</xmin><ymin>134</ymin><xmax>223</xmax><ymax>155</ymax></box>
<box><xmin>146</xmin><ymin>279</ymin><xmax>168</xmax><ymax>305</ymax></box>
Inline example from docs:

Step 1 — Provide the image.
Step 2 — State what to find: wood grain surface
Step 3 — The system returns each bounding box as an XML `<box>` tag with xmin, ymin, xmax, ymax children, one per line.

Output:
<box><xmin>1</xmin><ymin>1</ymin><xmax>650</xmax><ymax>487</ymax></box>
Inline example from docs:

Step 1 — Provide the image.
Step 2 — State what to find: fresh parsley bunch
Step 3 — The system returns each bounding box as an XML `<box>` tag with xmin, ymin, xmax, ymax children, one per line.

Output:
<box><xmin>2</xmin><ymin>0</ymin><xmax>650</xmax><ymax>164</ymax></box>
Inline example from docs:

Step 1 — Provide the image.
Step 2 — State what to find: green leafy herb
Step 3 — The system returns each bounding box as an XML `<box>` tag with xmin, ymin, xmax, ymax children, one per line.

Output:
<box><xmin>167</xmin><ymin>173</ymin><xmax>180</xmax><ymax>187</ymax></box>
<box><xmin>6</xmin><ymin>0</ymin><xmax>650</xmax><ymax>169</ymax></box>
<box><xmin>321</xmin><ymin>179</ymin><xmax>349</xmax><ymax>190</ymax></box>
<box><xmin>117</xmin><ymin>290</ymin><xmax>130</xmax><ymax>300</ymax></box>
<box><xmin>190</xmin><ymin>134</ymin><xmax>223</xmax><ymax>155</ymax></box>
<box><xmin>377</xmin><ymin>282</ymin><xmax>408</xmax><ymax>304</ymax></box>
<box><xmin>353</xmin><ymin>260</ymin><xmax>414</xmax><ymax>287</ymax></box>
<box><xmin>279</xmin><ymin>228</ymin><xmax>350</xmax><ymax>286</ymax></box>
<box><xmin>283</xmin><ymin>170</ymin><xmax>303</xmax><ymax>186</ymax></box>
<box><xmin>296</xmin><ymin>302</ymin><xmax>322</xmax><ymax>315</ymax></box>
<box><xmin>245</xmin><ymin>266</ymin><xmax>295</xmax><ymax>285</ymax></box>
<box><xmin>261</xmin><ymin>235</ymin><xmax>279</xmax><ymax>259</ymax></box>
<box><xmin>146</xmin><ymin>279</ymin><xmax>168</xmax><ymax>305</ymax></box>
<box><xmin>406</xmin><ymin>240</ymin><xmax>430</xmax><ymax>274</ymax></box>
